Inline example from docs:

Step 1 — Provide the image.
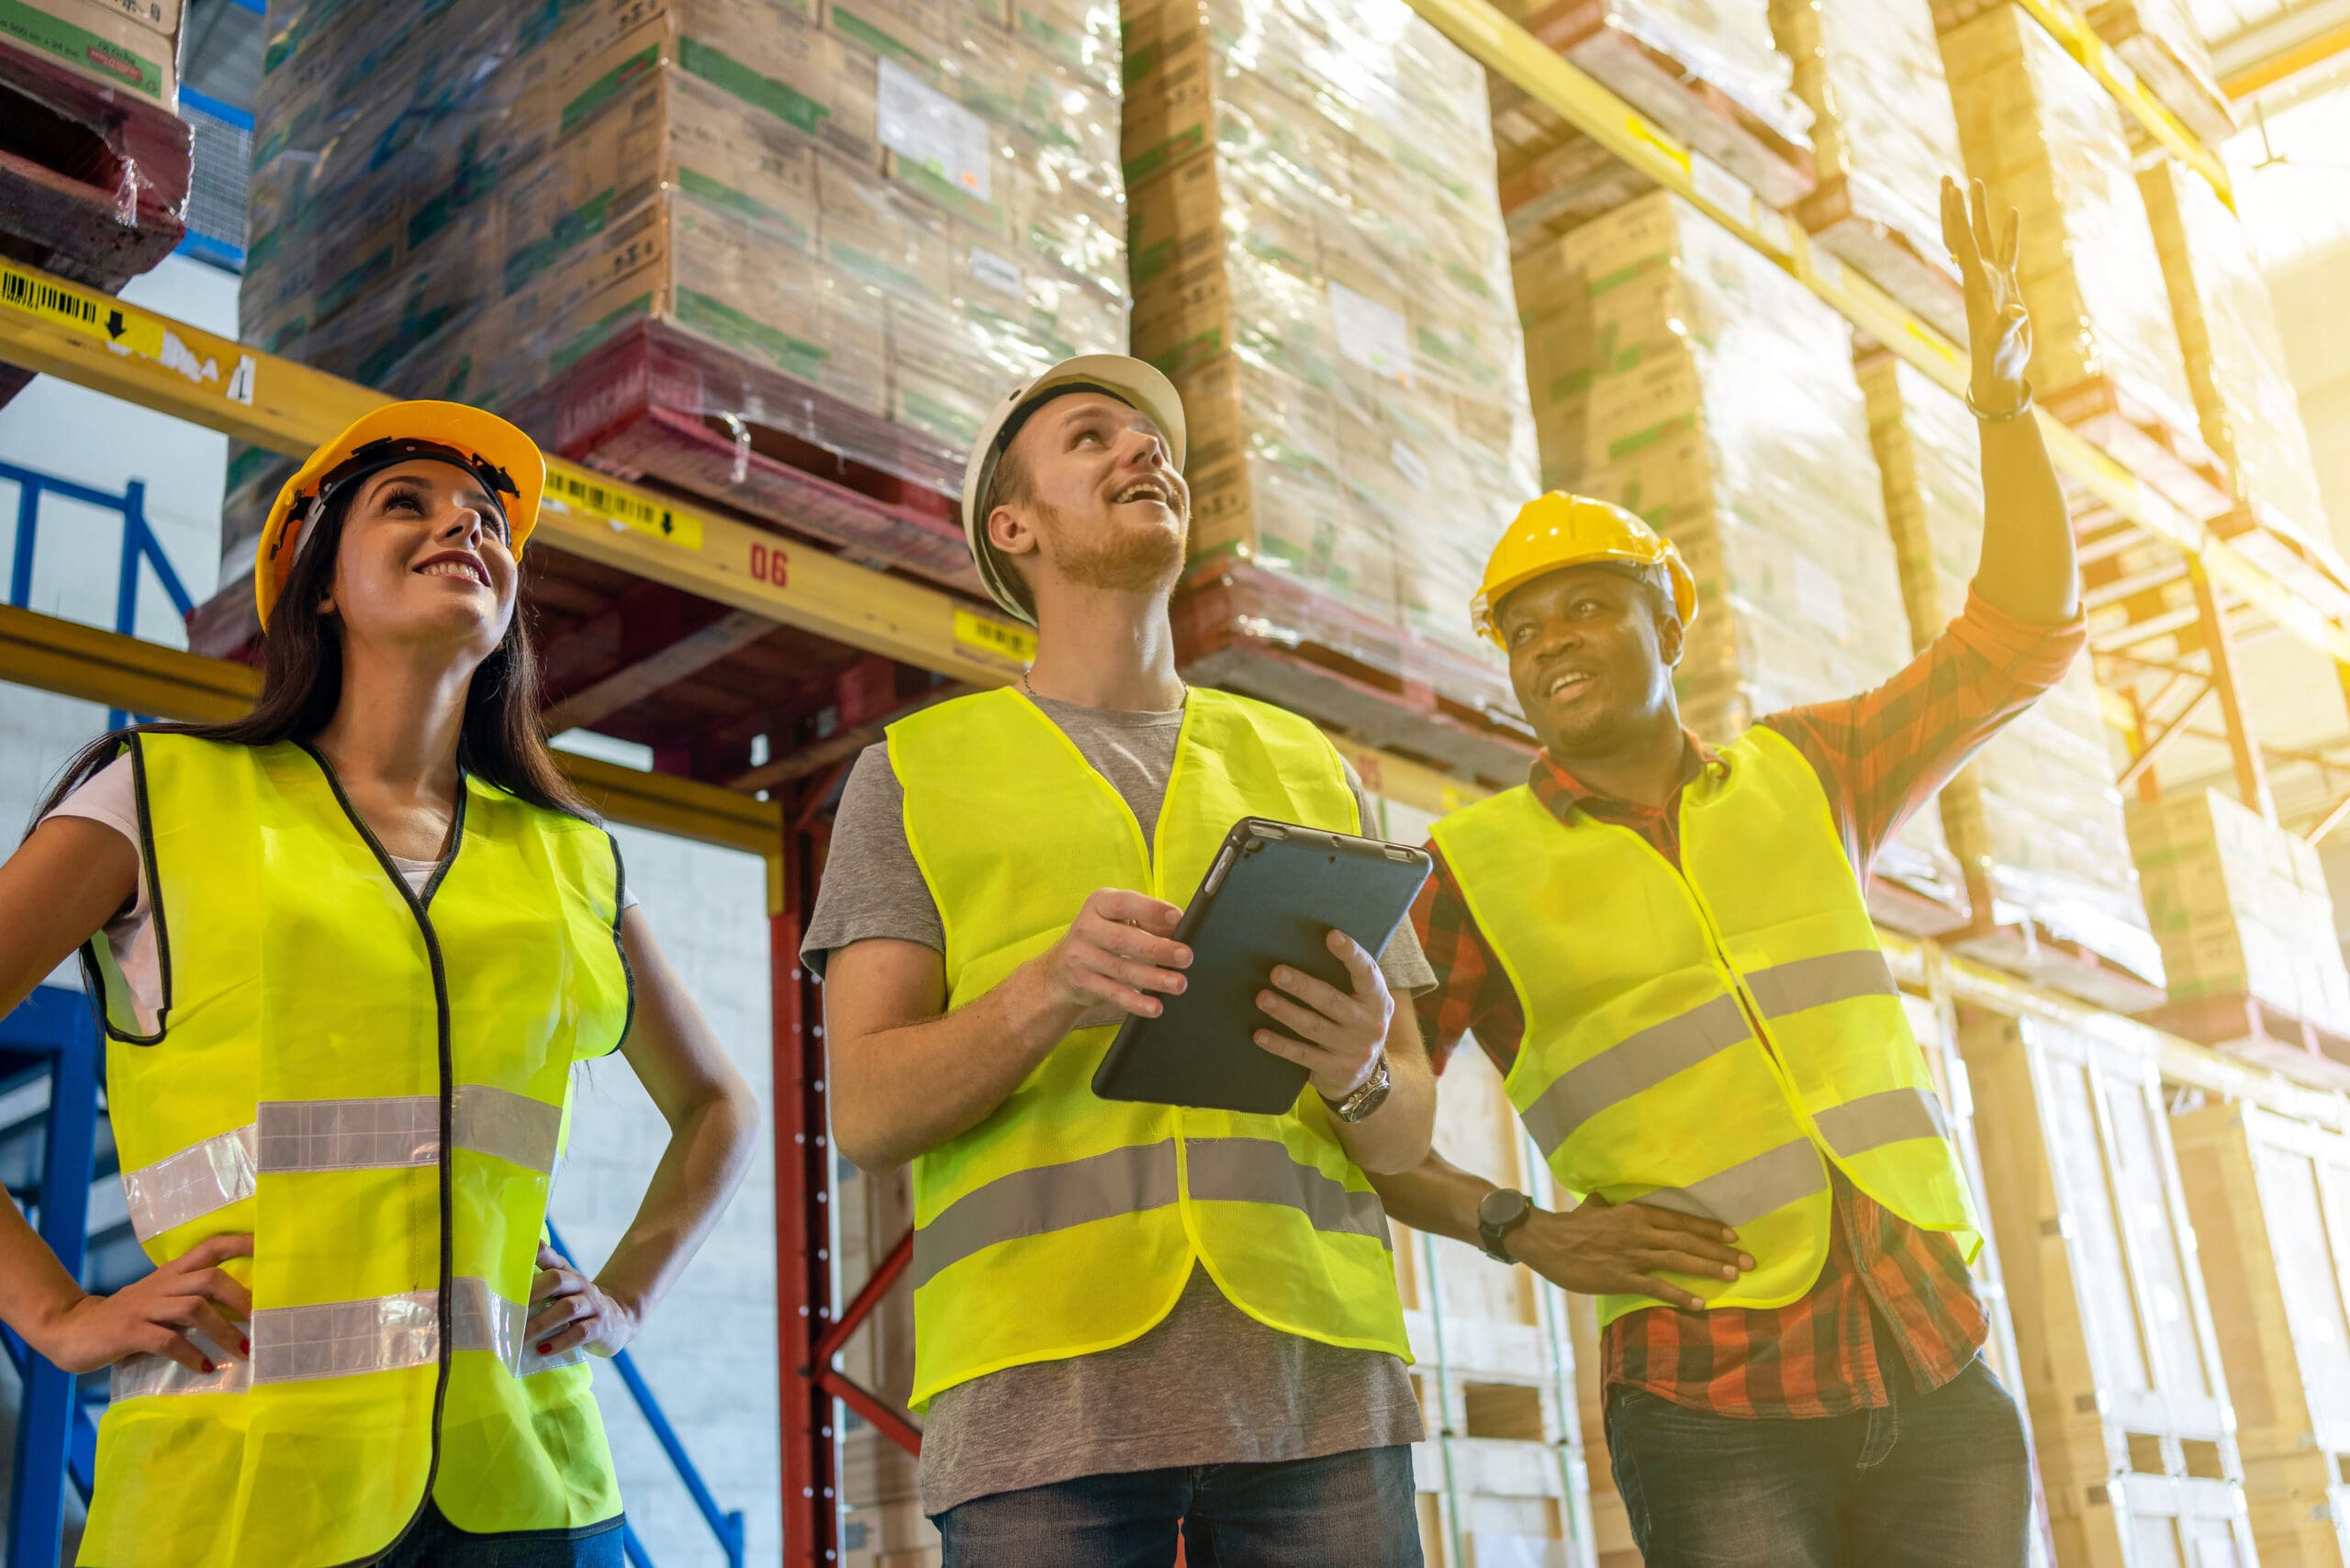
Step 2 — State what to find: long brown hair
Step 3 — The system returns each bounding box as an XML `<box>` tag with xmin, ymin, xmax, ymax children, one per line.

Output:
<box><xmin>32</xmin><ymin>483</ymin><xmax>590</xmax><ymax>826</ymax></box>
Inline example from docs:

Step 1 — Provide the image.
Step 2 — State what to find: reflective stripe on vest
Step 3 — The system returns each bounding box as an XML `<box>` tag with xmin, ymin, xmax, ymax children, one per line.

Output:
<box><xmin>1428</xmin><ymin>726</ymin><xmax>1980</xmax><ymax>1329</ymax></box>
<box><xmin>892</xmin><ymin>688</ymin><xmax>1412</xmax><ymax>1408</ymax></box>
<box><xmin>910</xmin><ymin>1137</ymin><xmax>1393</xmax><ymax>1290</ymax></box>
<box><xmin>110</xmin><ymin>1276</ymin><xmax>590</xmax><ymax>1401</ymax></box>
<box><xmin>120</xmin><ymin>1086</ymin><xmax>564</xmax><ymax>1241</ymax></box>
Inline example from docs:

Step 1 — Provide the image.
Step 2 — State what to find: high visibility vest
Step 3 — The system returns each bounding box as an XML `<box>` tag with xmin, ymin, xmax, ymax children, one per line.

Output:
<box><xmin>78</xmin><ymin>734</ymin><xmax>631</xmax><ymax>1568</ymax></box>
<box><xmin>1428</xmin><ymin>725</ymin><xmax>1980</xmax><ymax>1329</ymax></box>
<box><xmin>890</xmin><ymin>687</ymin><xmax>1411</xmax><ymax>1409</ymax></box>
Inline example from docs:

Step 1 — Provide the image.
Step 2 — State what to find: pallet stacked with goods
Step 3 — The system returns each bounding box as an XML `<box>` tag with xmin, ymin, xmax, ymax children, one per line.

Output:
<box><xmin>1958</xmin><ymin>1008</ymin><xmax>2260</xmax><ymax>1564</ymax></box>
<box><xmin>1767</xmin><ymin>0</ymin><xmax>1969</xmax><ymax>342</ymax></box>
<box><xmin>2083</xmin><ymin>0</ymin><xmax>2236</xmax><ymax>145</ymax></box>
<box><xmin>2174</xmin><ymin>1103</ymin><xmax>2350</xmax><ymax>1566</ymax></box>
<box><xmin>1488</xmin><ymin>0</ymin><xmax>1815</xmax><ymax>252</ymax></box>
<box><xmin>0</xmin><ymin>0</ymin><xmax>191</xmax><ymax>409</ymax></box>
<box><xmin>214</xmin><ymin>0</ymin><xmax>1125</xmax><ymax>646</ymax></box>
<box><xmin>1117</xmin><ymin>0</ymin><xmax>1546</xmax><ymax>783</ymax></box>
<box><xmin>1862</xmin><ymin>347</ymin><xmax>2166</xmax><ymax>1010</ymax></box>
<box><xmin>1513</xmin><ymin>188</ymin><xmax>1969</xmax><ymax>934</ymax></box>
<box><xmin>2126</xmin><ymin>789</ymin><xmax>2350</xmax><ymax>1059</ymax></box>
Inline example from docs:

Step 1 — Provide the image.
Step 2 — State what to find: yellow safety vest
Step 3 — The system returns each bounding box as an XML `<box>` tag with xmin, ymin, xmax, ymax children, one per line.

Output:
<box><xmin>1428</xmin><ymin>726</ymin><xmax>1980</xmax><ymax>1328</ymax></box>
<box><xmin>78</xmin><ymin>734</ymin><xmax>631</xmax><ymax>1567</ymax></box>
<box><xmin>890</xmin><ymin>687</ymin><xmax>1411</xmax><ymax>1409</ymax></box>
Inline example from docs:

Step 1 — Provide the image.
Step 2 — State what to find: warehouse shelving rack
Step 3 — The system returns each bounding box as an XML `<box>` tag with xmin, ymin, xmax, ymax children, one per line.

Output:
<box><xmin>3</xmin><ymin>1</ymin><xmax>2350</xmax><ymax>1558</ymax></box>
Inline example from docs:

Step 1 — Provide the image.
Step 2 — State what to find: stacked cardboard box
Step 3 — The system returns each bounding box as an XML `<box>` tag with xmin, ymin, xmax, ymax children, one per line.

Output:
<box><xmin>2138</xmin><ymin>159</ymin><xmax>2335</xmax><ymax>554</ymax></box>
<box><xmin>229</xmin><ymin>0</ymin><xmax>1125</xmax><ymax>593</ymax></box>
<box><xmin>1861</xmin><ymin>352</ymin><xmax>2163</xmax><ymax>1005</ymax></box>
<box><xmin>2087</xmin><ymin>0</ymin><xmax>2233</xmax><ymax>145</ymax></box>
<box><xmin>2126</xmin><ymin>790</ymin><xmax>2350</xmax><ymax>1037</ymax></box>
<box><xmin>1940</xmin><ymin>4</ymin><xmax>2225</xmax><ymax>520</ymax></box>
<box><xmin>1120</xmin><ymin>0</ymin><xmax>1541</xmax><ymax>750</ymax></box>
<box><xmin>1519</xmin><ymin>190</ymin><xmax>1966</xmax><ymax>930</ymax></box>
<box><xmin>0</xmin><ymin>0</ymin><xmax>182</xmax><ymax>108</ymax></box>
<box><xmin>1768</xmin><ymin>0</ymin><xmax>1966</xmax><ymax>341</ymax></box>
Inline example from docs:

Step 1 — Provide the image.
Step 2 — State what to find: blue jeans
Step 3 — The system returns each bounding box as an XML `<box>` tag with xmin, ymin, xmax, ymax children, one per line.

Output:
<box><xmin>1605</xmin><ymin>1354</ymin><xmax>2031</xmax><ymax>1567</ymax></box>
<box><xmin>376</xmin><ymin>1505</ymin><xmax>626</xmax><ymax>1567</ymax></box>
<box><xmin>935</xmin><ymin>1444</ymin><xmax>1423</xmax><ymax>1567</ymax></box>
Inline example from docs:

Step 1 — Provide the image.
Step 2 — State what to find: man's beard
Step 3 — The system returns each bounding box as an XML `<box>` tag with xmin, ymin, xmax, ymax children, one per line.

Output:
<box><xmin>1041</xmin><ymin>501</ymin><xmax>1189</xmax><ymax>596</ymax></box>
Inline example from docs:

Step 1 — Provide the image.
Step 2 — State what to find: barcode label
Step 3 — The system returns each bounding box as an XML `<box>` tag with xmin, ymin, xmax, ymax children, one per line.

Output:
<box><xmin>545</xmin><ymin>467</ymin><xmax>704</xmax><ymax>550</ymax></box>
<box><xmin>954</xmin><ymin>608</ymin><xmax>1037</xmax><ymax>668</ymax></box>
<box><xmin>1</xmin><ymin>259</ymin><xmax>164</xmax><ymax>359</ymax></box>
<box><xmin>1</xmin><ymin>271</ymin><xmax>99</xmax><ymax>328</ymax></box>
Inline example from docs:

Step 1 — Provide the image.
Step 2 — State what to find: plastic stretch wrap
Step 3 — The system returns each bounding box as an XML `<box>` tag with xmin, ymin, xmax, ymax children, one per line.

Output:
<box><xmin>2127</xmin><ymin>790</ymin><xmax>2350</xmax><ymax>1034</ymax></box>
<box><xmin>233</xmin><ymin>0</ymin><xmax>1125</xmax><ymax>581</ymax></box>
<box><xmin>1122</xmin><ymin>0</ymin><xmax>1539</xmax><ymax>706</ymax></box>
<box><xmin>1521</xmin><ymin>192</ymin><xmax>1964</xmax><ymax>924</ymax></box>
<box><xmin>1941</xmin><ymin>5</ymin><xmax>2198</xmax><ymax>434</ymax></box>
<box><xmin>2087</xmin><ymin>0</ymin><xmax>2232</xmax><ymax>143</ymax></box>
<box><xmin>2138</xmin><ymin>160</ymin><xmax>2333</xmax><ymax>544</ymax></box>
<box><xmin>1772</xmin><ymin>0</ymin><xmax>1962</xmax><ymax>247</ymax></box>
<box><xmin>1491</xmin><ymin>0</ymin><xmax>1807</xmax><ymax>147</ymax></box>
<box><xmin>1863</xmin><ymin>353</ymin><xmax>2161</xmax><ymax>987</ymax></box>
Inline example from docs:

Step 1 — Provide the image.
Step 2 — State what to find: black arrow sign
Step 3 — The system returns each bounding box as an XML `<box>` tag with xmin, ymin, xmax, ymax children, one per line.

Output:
<box><xmin>106</xmin><ymin>309</ymin><xmax>127</xmax><ymax>341</ymax></box>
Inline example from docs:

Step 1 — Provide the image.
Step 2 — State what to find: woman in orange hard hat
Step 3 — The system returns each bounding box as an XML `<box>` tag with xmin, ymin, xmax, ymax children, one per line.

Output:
<box><xmin>0</xmin><ymin>400</ymin><xmax>759</xmax><ymax>1566</ymax></box>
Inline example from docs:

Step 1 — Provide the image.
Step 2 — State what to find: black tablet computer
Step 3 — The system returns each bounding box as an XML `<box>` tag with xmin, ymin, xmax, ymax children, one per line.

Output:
<box><xmin>1091</xmin><ymin>817</ymin><xmax>1434</xmax><ymax>1114</ymax></box>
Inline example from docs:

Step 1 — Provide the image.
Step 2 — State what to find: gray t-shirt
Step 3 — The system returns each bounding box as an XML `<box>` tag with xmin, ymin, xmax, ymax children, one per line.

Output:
<box><xmin>802</xmin><ymin>690</ymin><xmax>1433</xmax><ymax>1514</ymax></box>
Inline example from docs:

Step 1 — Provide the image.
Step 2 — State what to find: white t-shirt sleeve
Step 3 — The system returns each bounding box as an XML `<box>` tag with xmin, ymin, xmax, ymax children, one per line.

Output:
<box><xmin>46</xmin><ymin>754</ymin><xmax>147</xmax><ymax>920</ymax></box>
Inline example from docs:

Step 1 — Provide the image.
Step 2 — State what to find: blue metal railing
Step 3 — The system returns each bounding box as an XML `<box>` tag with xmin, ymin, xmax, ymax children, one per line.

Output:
<box><xmin>545</xmin><ymin>1221</ymin><xmax>747</xmax><ymax>1568</ymax></box>
<box><xmin>1</xmin><ymin>459</ymin><xmax>197</xmax><ymax>729</ymax></box>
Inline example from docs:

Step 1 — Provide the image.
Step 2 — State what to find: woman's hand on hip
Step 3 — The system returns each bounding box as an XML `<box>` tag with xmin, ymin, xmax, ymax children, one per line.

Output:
<box><xmin>42</xmin><ymin>1232</ymin><xmax>253</xmax><ymax>1373</ymax></box>
<box><xmin>528</xmin><ymin>1242</ymin><xmax>641</xmax><ymax>1360</ymax></box>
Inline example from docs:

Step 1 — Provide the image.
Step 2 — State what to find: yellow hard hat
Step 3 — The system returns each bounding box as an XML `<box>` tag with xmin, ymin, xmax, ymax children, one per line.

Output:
<box><xmin>255</xmin><ymin>400</ymin><xmax>545</xmax><ymax>630</ymax></box>
<box><xmin>1471</xmin><ymin>491</ymin><xmax>1697</xmax><ymax>646</ymax></box>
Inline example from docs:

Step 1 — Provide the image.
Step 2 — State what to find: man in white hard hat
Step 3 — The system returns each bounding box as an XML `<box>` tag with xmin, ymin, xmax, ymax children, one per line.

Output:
<box><xmin>804</xmin><ymin>355</ymin><xmax>1438</xmax><ymax>1565</ymax></box>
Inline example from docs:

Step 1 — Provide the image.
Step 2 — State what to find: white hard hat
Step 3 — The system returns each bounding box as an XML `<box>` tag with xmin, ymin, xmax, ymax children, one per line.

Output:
<box><xmin>960</xmin><ymin>354</ymin><xmax>1188</xmax><ymax>625</ymax></box>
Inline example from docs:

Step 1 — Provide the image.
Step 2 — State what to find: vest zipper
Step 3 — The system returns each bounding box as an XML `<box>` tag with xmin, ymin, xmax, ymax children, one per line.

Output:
<box><xmin>298</xmin><ymin>744</ymin><xmax>466</xmax><ymax>1564</ymax></box>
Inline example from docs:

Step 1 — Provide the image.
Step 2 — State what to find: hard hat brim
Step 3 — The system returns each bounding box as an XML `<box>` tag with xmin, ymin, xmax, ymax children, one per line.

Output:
<box><xmin>1474</xmin><ymin>543</ymin><xmax>1699</xmax><ymax>646</ymax></box>
<box><xmin>255</xmin><ymin>401</ymin><xmax>545</xmax><ymax>631</ymax></box>
<box><xmin>959</xmin><ymin>355</ymin><xmax>1188</xmax><ymax>625</ymax></box>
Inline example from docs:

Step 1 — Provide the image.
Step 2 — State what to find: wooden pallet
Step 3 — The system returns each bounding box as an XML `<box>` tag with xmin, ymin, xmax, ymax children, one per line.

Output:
<box><xmin>2174</xmin><ymin>1103</ymin><xmax>2350</xmax><ymax>1566</ymax></box>
<box><xmin>1958</xmin><ymin>1007</ymin><xmax>2261</xmax><ymax>1568</ymax></box>
<box><xmin>1953</xmin><ymin>917</ymin><xmax>2171</xmax><ymax>1015</ymax></box>
<box><xmin>2213</xmin><ymin>501</ymin><xmax>2350</xmax><ymax>623</ymax></box>
<box><xmin>2045</xmin><ymin>374</ymin><xmax>2238</xmax><ymax>523</ymax></box>
<box><xmin>2087</xmin><ymin>1</ymin><xmax>2238</xmax><ymax>146</ymax></box>
<box><xmin>1492</xmin><ymin>0</ymin><xmax>1815</xmax><ymax>226</ymax></box>
<box><xmin>1173</xmin><ymin>560</ymin><xmax>1538</xmax><ymax>788</ymax></box>
<box><xmin>1497</xmin><ymin>126</ymin><xmax>1660</xmax><ymax>252</ymax></box>
<box><xmin>0</xmin><ymin>37</ymin><xmax>191</xmax><ymax>410</ymax></box>
<box><xmin>1797</xmin><ymin>174</ymin><xmax>1968</xmax><ymax>345</ymax></box>
<box><xmin>2148</xmin><ymin>992</ymin><xmax>2350</xmax><ymax>1069</ymax></box>
<box><xmin>508</xmin><ymin>321</ymin><xmax>980</xmax><ymax>595</ymax></box>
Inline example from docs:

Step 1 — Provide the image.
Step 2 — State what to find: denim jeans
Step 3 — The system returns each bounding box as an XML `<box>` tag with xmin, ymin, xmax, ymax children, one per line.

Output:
<box><xmin>376</xmin><ymin>1506</ymin><xmax>627</xmax><ymax>1568</ymax></box>
<box><xmin>1605</xmin><ymin>1354</ymin><xmax>2031</xmax><ymax>1567</ymax></box>
<box><xmin>935</xmin><ymin>1444</ymin><xmax>1423</xmax><ymax>1567</ymax></box>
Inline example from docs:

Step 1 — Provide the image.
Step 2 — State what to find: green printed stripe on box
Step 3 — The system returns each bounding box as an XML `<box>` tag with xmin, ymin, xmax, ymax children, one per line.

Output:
<box><xmin>826</xmin><ymin>6</ymin><xmax>934</xmax><ymax>72</ymax></box>
<box><xmin>1124</xmin><ymin>126</ymin><xmax>1203</xmax><ymax>188</ymax></box>
<box><xmin>319</xmin><ymin>245</ymin><xmax>397</xmax><ymax>321</ymax></box>
<box><xmin>1143</xmin><ymin>328</ymin><xmax>1222</xmax><ymax>380</ymax></box>
<box><xmin>549</xmin><ymin>295</ymin><xmax>655</xmax><ymax>375</ymax></box>
<box><xmin>1129</xmin><ymin>238</ymin><xmax>1174</xmax><ymax>288</ymax></box>
<box><xmin>503</xmin><ymin>188</ymin><xmax>615</xmax><ymax>297</ymax></box>
<box><xmin>0</xmin><ymin>0</ymin><xmax>165</xmax><ymax>99</ymax></box>
<box><xmin>901</xmin><ymin>388</ymin><xmax>982</xmax><ymax>444</ymax></box>
<box><xmin>678</xmin><ymin>35</ymin><xmax>829</xmax><ymax>136</ymax></box>
<box><xmin>564</xmin><ymin>44</ymin><xmax>661</xmax><ymax>137</ymax></box>
<box><xmin>677</xmin><ymin>167</ymin><xmax>811</xmax><ymax>247</ymax></box>
<box><xmin>1122</xmin><ymin>38</ymin><xmax>1158</xmax><ymax>87</ymax></box>
<box><xmin>1606</xmin><ymin>413</ymin><xmax>1698</xmax><ymax>464</ymax></box>
<box><xmin>676</xmin><ymin>289</ymin><xmax>830</xmax><ymax>379</ymax></box>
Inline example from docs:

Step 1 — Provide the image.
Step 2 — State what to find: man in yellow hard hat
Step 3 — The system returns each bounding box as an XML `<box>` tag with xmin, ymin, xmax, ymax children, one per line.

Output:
<box><xmin>1371</xmin><ymin>179</ymin><xmax>2076</xmax><ymax>1566</ymax></box>
<box><xmin>805</xmin><ymin>354</ymin><xmax>1438</xmax><ymax>1564</ymax></box>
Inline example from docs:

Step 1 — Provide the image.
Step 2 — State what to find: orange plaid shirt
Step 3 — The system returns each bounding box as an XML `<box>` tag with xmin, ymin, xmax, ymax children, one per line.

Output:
<box><xmin>1410</xmin><ymin>590</ymin><xmax>2084</xmax><ymax>1417</ymax></box>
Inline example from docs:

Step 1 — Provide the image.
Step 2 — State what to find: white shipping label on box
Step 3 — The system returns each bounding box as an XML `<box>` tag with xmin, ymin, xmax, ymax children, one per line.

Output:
<box><xmin>1390</xmin><ymin>440</ymin><xmax>1431</xmax><ymax>489</ymax></box>
<box><xmin>1328</xmin><ymin>281</ymin><xmax>1413</xmax><ymax>386</ymax></box>
<box><xmin>878</xmin><ymin>58</ymin><xmax>992</xmax><ymax>204</ymax></box>
<box><xmin>968</xmin><ymin>246</ymin><xmax>1024</xmax><ymax>297</ymax></box>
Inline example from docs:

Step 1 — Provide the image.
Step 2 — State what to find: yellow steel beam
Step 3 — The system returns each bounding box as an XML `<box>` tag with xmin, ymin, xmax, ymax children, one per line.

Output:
<box><xmin>2009</xmin><ymin>0</ymin><xmax>2236</xmax><ymax>207</ymax></box>
<box><xmin>0</xmin><ymin>256</ymin><xmax>1038</xmax><ymax>688</ymax></box>
<box><xmin>0</xmin><ymin>604</ymin><xmax>781</xmax><ymax>857</ymax></box>
<box><xmin>2215</xmin><ymin>0</ymin><xmax>2350</xmax><ymax>98</ymax></box>
<box><xmin>1402</xmin><ymin>0</ymin><xmax>2350</xmax><ymax>666</ymax></box>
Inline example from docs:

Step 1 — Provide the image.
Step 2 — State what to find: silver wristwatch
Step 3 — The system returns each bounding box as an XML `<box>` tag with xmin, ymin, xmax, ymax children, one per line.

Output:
<box><xmin>1322</xmin><ymin>1052</ymin><xmax>1393</xmax><ymax>1124</ymax></box>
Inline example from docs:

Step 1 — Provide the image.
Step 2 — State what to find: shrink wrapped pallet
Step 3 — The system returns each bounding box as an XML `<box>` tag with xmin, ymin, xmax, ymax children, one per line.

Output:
<box><xmin>2087</xmin><ymin>0</ymin><xmax>2233</xmax><ymax>145</ymax></box>
<box><xmin>1940</xmin><ymin>4</ymin><xmax>2228</xmax><ymax>521</ymax></box>
<box><xmin>2126</xmin><ymin>789</ymin><xmax>2350</xmax><ymax>1046</ymax></box>
<box><xmin>1519</xmin><ymin>190</ymin><xmax>1966</xmax><ymax>932</ymax></box>
<box><xmin>1490</xmin><ymin>0</ymin><xmax>1813</xmax><ymax>252</ymax></box>
<box><xmin>1</xmin><ymin>0</ymin><xmax>183</xmax><ymax>108</ymax></box>
<box><xmin>1860</xmin><ymin>352</ymin><xmax>2163</xmax><ymax>1006</ymax></box>
<box><xmin>1121</xmin><ymin>0</ymin><xmax>1544</xmax><ymax>782</ymax></box>
<box><xmin>2137</xmin><ymin>158</ymin><xmax>2349</xmax><ymax>615</ymax></box>
<box><xmin>2174</xmin><ymin>1103</ymin><xmax>2350</xmax><ymax>1567</ymax></box>
<box><xmin>1768</xmin><ymin>0</ymin><xmax>1967</xmax><ymax>342</ymax></box>
<box><xmin>227</xmin><ymin>0</ymin><xmax>1125</xmax><ymax>602</ymax></box>
<box><xmin>1958</xmin><ymin>1008</ymin><xmax>2258</xmax><ymax>1567</ymax></box>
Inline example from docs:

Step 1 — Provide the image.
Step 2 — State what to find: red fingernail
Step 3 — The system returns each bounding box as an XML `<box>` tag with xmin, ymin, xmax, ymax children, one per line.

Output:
<box><xmin>241</xmin><ymin>1338</ymin><xmax>251</xmax><ymax>1356</ymax></box>
<box><xmin>537</xmin><ymin>1342</ymin><xmax>553</xmax><ymax>1356</ymax></box>
<box><xmin>201</xmin><ymin>1359</ymin><xmax>215</xmax><ymax>1374</ymax></box>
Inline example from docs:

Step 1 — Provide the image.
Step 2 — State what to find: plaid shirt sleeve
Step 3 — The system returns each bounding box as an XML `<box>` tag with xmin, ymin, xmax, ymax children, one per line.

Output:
<box><xmin>1760</xmin><ymin>588</ymin><xmax>2087</xmax><ymax>873</ymax></box>
<box><xmin>1409</xmin><ymin>844</ymin><xmax>1528</xmax><ymax>1077</ymax></box>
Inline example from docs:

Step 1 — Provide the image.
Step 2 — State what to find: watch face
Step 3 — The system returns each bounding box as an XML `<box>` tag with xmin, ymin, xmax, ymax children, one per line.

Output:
<box><xmin>1479</xmin><ymin>1189</ymin><xmax>1529</xmax><ymax>1230</ymax></box>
